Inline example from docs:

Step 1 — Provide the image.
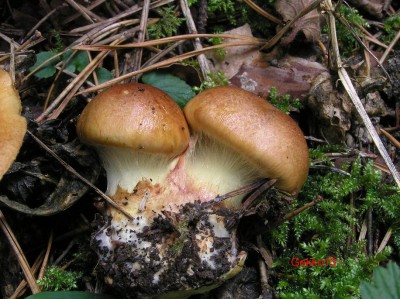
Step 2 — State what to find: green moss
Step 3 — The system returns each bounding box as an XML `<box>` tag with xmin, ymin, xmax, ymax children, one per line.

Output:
<box><xmin>208</xmin><ymin>0</ymin><xmax>237</xmax><ymax>25</ymax></box>
<box><xmin>268</xmin><ymin>153</ymin><xmax>400</xmax><ymax>298</ymax></box>
<box><xmin>37</xmin><ymin>266</ymin><xmax>81</xmax><ymax>291</ymax></box>
<box><xmin>208</xmin><ymin>27</ymin><xmax>226</xmax><ymax>61</ymax></box>
<box><xmin>193</xmin><ymin>70</ymin><xmax>229</xmax><ymax>92</ymax></box>
<box><xmin>50</xmin><ymin>30</ymin><xmax>64</xmax><ymax>53</ymax></box>
<box><xmin>381</xmin><ymin>15</ymin><xmax>400</xmax><ymax>48</ymax></box>
<box><xmin>323</xmin><ymin>5</ymin><xmax>369</xmax><ymax>57</ymax></box>
<box><xmin>309</xmin><ymin>144</ymin><xmax>346</xmax><ymax>165</ymax></box>
<box><xmin>148</xmin><ymin>6</ymin><xmax>185</xmax><ymax>40</ymax></box>
<box><xmin>268</xmin><ymin>87</ymin><xmax>303</xmax><ymax>114</ymax></box>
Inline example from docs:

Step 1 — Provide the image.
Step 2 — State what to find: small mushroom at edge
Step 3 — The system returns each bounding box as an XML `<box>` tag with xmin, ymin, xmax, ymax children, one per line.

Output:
<box><xmin>0</xmin><ymin>69</ymin><xmax>27</xmax><ymax>180</ymax></box>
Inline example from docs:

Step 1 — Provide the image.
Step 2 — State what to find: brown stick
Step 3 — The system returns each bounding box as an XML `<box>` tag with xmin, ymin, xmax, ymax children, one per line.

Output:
<box><xmin>278</xmin><ymin>195</ymin><xmax>323</xmax><ymax>224</ymax></box>
<box><xmin>0</xmin><ymin>209</ymin><xmax>40</xmax><ymax>294</ymax></box>
<box><xmin>132</xmin><ymin>0</ymin><xmax>151</xmax><ymax>76</ymax></box>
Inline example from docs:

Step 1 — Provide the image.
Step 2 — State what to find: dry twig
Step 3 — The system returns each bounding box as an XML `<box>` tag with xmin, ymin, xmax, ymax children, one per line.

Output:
<box><xmin>132</xmin><ymin>0</ymin><xmax>151</xmax><ymax>76</ymax></box>
<box><xmin>0</xmin><ymin>209</ymin><xmax>40</xmax><ymax>294</ymax></box>
<box><xmin>9</xmin><ymin>251</ymin><xmax>45</xmax><ymax>299</ymax></box>
<box><xmin>38</xmin><ymin>232</ymin><xmax>53</xmax><ymax>280</ymax></box>
<box><xmin>75</xmin><ymin>40</ymin><xmax>264</xmax><ymax>95</ymax></box>
<box><xmin>243</xmin><ymin>0</ymin><xmax>281</xmax><ymax>24</ymax></box>
<box><xmin>380</xmin><ymin>128</ymin><xmax>400</xmax><ymax>150</ymax></box>
<box><xmin>180</xmin><ymin>0</ymin><xmax>211</xmax><ymax>80</ymax></box>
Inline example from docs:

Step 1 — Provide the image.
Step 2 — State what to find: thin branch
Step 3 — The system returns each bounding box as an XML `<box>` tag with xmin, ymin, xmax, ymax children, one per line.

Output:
<box><xmin>0</xmin><ymin>209</ymin><xmax>40</xmax><ymax>294</ymax></box>
<box><xmin>73</xmin><ymin>33</ymin><xmax>265</xmax><ymax>50</ymax></box>
<box><xmin>69</xmin><ymin>0</ymin><xmax>174</xmax><ymax>34</ymax></box>
<box><xmin>180</xmin><ymin>0</ymin><xmax>210</xmax><ymax>80</ymax></box>
<box><xmin>278</xmin><ymin>195</ymin><xmax>323</xmax><ymax>224</ymax></box>
<box><xmin>242</xmin><ymin>0</ymin><xmax>281</xmax><ymax>24</ymax></box>
<box><xmin>376</xmin><ymin>227</ymin><xmax>392</xmax><ymax>254</ymax></box>
<box><xmin>65</xmin><ymin>0</ymin><xmax>95</xmax><ymax>23</ymax></box>
<box><xmin>62</xmin><ymin>0</ymin><xmax>106</xmax><ymax>25</ymax></box>
<box><xmin>240</xmin><ymin>179</ymin><xmax>277</xmax><ymax>215</ymax></box>
<box><xmin>332</xmin><ymin>6</ymin><xmax>391</xmax><ymax>81</ymax></box>
<box><xmin>141</xmin><ymin>40</ymin><xmax>186</xmax><ymax>68</ymax></box>
<box><xmin>380</xmin><ymin>29</ymin><xmax>400</xmax><ymax>64</ymax></box>
<box><xmin>380</xmin><ymin>128</ymin><xmax>400</xmax><ymax>150</ymax></box>
<box><xmin>35</xmin><ymin>38</ymin><xmax>123</xmax><ymax>122</ymax></box>
<box><xmin>202</xmin><ymin>179</ymin><xmax>269</xmax><ymax>208</ymax></box>
<box><xmin>359</xmin><ymin>216</ymin><xmax>367</xmax><ymax>241</ymax></box>
<box><xmin>261</xmin><ymin>0</ymin><xmax>323</xmax><ymax>50</ymax></box>
<box><xmin>38</xmin><ymin>231</ymin><xmax>53</xmax><ymax>280</ymax></box>
<box><xmin>132</xmin><ymin>0</ymin><xmax>151</xmax><ymax>77</ymax></box>
<box><xmin>9</xmin><ymin>251</ymin><xmax>45</xmax><ymax>299</ymax></box>
<box><xmin>75</xmin><ymin>40</ymin><xmax>264</xmax><ymax>95</ymax></box>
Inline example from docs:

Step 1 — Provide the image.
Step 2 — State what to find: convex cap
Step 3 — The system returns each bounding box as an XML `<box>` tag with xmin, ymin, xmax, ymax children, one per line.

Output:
<box><xmin>0</xmin><ymin>69</ymin><xmax>27</xmax><ymax>180</ymax></box>
<box><xmin>184</xmin><ymin>85</ymin><xmax>309</xmax><ymax>195</ymax></box>
<box><xmin>77</xmin><ymin>83</ymin><xmax>190</xmax><ymax>157</ymax></box>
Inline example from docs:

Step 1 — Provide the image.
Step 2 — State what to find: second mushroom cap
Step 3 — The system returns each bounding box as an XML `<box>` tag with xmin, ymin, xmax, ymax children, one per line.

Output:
<box><xmin>183</xmin><ymin>85</ymin><xmax>309</xmax><ymax>195</ymax></box>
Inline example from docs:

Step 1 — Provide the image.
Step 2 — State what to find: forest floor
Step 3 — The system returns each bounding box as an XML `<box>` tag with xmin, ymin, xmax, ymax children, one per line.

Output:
<box><xmin>0</xmin><ymin>0</ymin><xmax>400</xmax><ymax>298</ymax></box>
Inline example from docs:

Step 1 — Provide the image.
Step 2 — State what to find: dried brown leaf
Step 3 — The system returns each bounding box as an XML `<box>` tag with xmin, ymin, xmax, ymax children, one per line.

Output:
<box><xmin>275</xmin><ymin>0</ymin><xmax>321</xmax><ymax>44</ymax></box>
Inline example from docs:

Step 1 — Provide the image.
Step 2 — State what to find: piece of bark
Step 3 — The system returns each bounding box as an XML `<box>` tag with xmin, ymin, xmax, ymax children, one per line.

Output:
<box><xmin>230</xmin><ymin>55</ymin><xmax>327</xmax><ymax>99</ymax></box>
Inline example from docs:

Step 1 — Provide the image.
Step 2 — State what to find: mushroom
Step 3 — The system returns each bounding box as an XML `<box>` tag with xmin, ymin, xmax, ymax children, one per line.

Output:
<box><xmin>77</xmin><ymin>83</ymin><xmax>309</xmax><ymax>298</ymax></box>
<box><xmin>77</xmin><ymin>83</ymin><xmax>246</xmax><ymax>298</ymax></box>
<box><xmin>77</xmin><ymin>82</ymin><xmax>190</xmax><ymax>196</ymax></box>
<box><xmin>0</xmin><ymin>69</ymin><xmax>27</xmax><ymax>180</ymax></box>
<box><xmin>183</xmin><ymin>85</ymin><xmax>309</xmax><ymax>209</ymax></box>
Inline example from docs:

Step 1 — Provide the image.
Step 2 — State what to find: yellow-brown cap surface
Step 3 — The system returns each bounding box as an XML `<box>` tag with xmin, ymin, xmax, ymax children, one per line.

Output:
<box><xmin>184</xmin><ymin>85</ymin><xmax>309</xmax><ymax>195</ymax></box>
<box><xmin>77</xmin><ymin>83</ymin><xmax>190</xmax><ymax>157</ymax></box>
<box><xmin>0</xmin><ymin>69</ymin><xmax>27</xmax><ymax>180</ymax></box>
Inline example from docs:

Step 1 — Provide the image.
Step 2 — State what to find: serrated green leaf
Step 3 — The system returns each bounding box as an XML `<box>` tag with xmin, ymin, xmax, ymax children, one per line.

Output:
<box><xmin>96</xmin><ymin>67</ymin><xmax>113</xmax><ymax>84</ymax></box>
<box><xmin>360</xmin><ymin>262</ymin><xmax>400</xmax><ymax>299</ymax></box>
<box><xmin>30</xmin><ymin>51</ymin><xmax>60</xmax><ymax>78</ymax></box>
<box><xmin>141</xmin><ymin>72</ymin><xmax>195</xmax><ymax>108</ymax></box>
<box><xmin>25</xmin><ymin>291</ymin><xmax>115</xmax><ymax>299</ymax></box>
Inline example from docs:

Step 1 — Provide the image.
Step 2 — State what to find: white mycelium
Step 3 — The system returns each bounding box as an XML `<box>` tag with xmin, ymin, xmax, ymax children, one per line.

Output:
<box><xmin>91</xmin><ymin>136</ymin><xmax>255</xmax><ymax>294</ymax></box>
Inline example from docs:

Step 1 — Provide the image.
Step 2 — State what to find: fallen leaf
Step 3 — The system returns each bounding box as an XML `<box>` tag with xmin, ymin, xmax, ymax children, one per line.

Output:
<box><xmin>206</xmin><ymin>24</ymin><xmax>261</xmax><ymax>79</ymax></box>
<box><xmin>275</xmin><ymin>0</ymin><xmax>321</xmax><ymax>45</ymax></box>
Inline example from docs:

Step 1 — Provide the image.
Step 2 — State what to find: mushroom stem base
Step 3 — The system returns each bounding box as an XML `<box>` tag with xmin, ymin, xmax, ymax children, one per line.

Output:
<box><xmin>92</xmin><ymin>201</ymin><xmax>246</xmax><ymax>298</ymax></box>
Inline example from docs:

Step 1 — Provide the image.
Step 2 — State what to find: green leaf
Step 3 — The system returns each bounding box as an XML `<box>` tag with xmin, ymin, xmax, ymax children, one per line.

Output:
<box><xmin>30</xmin><ymin>51</ymin><xmax>60</xmax><ymax>78</ymax></box>
<box><xmin>63</xmin><ymin>51</ymin><xmax>90</xmax><ymax>73</ymax></box>
<box><xmin>96</xmin><ymin>67</ymin><xmax>113</xmax><ymax>84</ymax></box>
<box><xmin>360</xmin><ymin>262</ymin><xmax>400</xmax><ymax>299</ymax></box>
<box><xmin>25</xmin><ymin>291</ymin><xmax>115</xmax><ymax>299</ymax></box>
<box><xmin>141</xmin><ymin>72</ymin><xmax>195</xmax><ymax>108</ymax></box>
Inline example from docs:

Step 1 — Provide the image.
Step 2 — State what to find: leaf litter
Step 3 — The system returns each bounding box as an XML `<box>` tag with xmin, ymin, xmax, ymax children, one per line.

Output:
<box><xmin>0</xmin><ymin>0</ymin><xmax>400</xmax><ymax>298</ymax></box>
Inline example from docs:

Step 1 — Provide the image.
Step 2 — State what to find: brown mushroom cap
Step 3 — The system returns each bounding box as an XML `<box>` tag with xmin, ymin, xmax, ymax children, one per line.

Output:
<box><xmin>183</xmin><ymin>85</ymin><xmax>309</xmax><ymax>195</ymax></box>
<box><xmin>0</xmin><ymin>69</ymin><xmax>27</xmax><ymax>180</ymax></box>
<box><xmin>77</xmin><ymin>83</ymin><xmax>190</xmax><ymax>157</ymax></box>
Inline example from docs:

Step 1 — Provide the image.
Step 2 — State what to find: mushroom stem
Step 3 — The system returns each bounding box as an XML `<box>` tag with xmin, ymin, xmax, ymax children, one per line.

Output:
<box><xmin>96</xmin><ymin>146</ymin><xmax>180</xmax><ymax>196</ymax></box>
<box><xmin>185</xmin><ymin>134</ymin><xmax>262</xmax><ymax>209</ymax></box>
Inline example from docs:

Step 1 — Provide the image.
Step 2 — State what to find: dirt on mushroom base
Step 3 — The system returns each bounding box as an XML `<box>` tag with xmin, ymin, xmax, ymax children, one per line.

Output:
<box><xmin>92</xmin><ymin>193</ymin><xmax>245</xmax><ymax>298</ymax></box>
